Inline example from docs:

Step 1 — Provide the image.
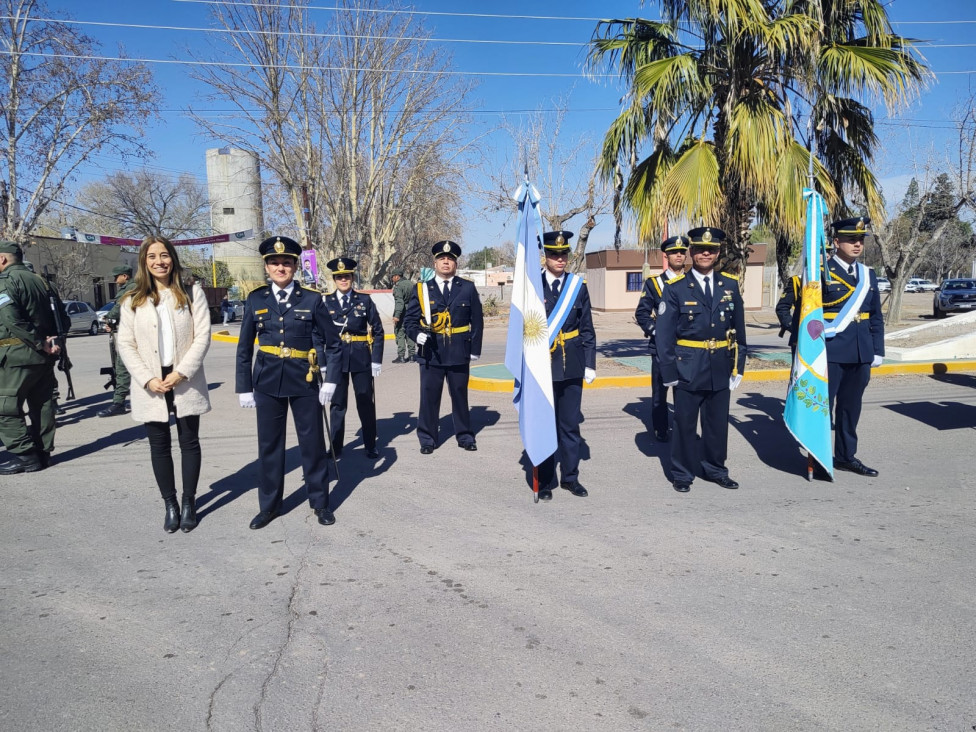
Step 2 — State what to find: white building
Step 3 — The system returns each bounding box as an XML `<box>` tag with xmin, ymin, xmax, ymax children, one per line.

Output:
<box><xmin>206</xmin><ymin>147</ymin><xmax>265</xmax><ymax>281</ymax></box>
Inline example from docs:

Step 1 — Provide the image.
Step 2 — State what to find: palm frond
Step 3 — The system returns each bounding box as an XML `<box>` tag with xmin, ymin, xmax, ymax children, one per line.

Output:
<box><xmin>819</xmin><ymin>42</ymin><xmax>930</xmax><ymax>109</ymax></box>
<box><xmin>659</xmin><ymin>138</ymin><xmax>723</xmax><ymax>227</ymax></box>
<box><xmin>727</xmin><ymin>96</ymin><xmax>789</xmax><ymax>198</ymax></box>
<box><xmin>632</xmin><ymin>53</ymin><xmax>709</xmax><ymax>112</ymax></box>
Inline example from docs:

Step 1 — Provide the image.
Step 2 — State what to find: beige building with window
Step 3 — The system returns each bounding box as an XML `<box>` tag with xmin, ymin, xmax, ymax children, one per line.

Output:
<box><xmin>584</xmin><ymin>244</ymin><xmax>767</xmax><ymax>312</ymax></box>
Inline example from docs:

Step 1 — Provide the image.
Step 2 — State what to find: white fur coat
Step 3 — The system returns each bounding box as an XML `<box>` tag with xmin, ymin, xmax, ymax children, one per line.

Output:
<box><xmin>117</xmin><ymin>285</ymin><xmax>212</xmax><ymax>423</ymax></box>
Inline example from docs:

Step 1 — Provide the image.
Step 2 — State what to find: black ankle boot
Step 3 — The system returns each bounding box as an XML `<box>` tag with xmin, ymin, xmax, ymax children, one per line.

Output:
<box><xmin>163</xmin><ymin>497</ymin><xmax>180</xmax><ymax>533</ymax></box>
<box><xmin>180</xmin><ymin>496</ymin><xmax>198</xmax><ymax>533</ymax></box>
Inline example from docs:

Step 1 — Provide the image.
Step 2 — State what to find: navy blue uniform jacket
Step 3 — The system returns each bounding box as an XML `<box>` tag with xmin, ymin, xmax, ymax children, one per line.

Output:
<box><xmin>634</xmin><ymin>272</ymin><xmax>679</xmax><ymax>357</ymax></box>
<box><xmin>545</xmin><ymin>278</ymin><xmax>596</xmax><ymax>381</ymax></box>
<box><xmin>822</xmin><ymin>260</ymin><xmax>884</xmax><ymax>364</ymax></box>
<box><xmin>324</xmin><ymin>290</ymin><xmax>384</xmax><ymax>372</ymax></box>
<box><xmin>235</xmin><ymin>285</ymin><xmax>342</xmax><ymax>396</ymax></box>
<box><xmin>404</xmin><ymin>277</ymin><xmax>483</xmax><ymax>367</ymax></box>
<box><xmin>775</xmin><ymin>275</ymin><xmax>802</xmax><ymax>348</ymax></box>
<box><xmin>656</xmin><ymin>272</ymin><xmax>747</xmax><ymax>391</ymax></box>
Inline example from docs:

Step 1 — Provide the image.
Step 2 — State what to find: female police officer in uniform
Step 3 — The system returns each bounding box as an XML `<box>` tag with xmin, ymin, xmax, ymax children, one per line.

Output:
<box><xmin>236</xmin><ymin>236</ymin><xmax>342</xmax><ymax>529</ymax></box>
<box><xmin>323</xmin><ymin>257</ymin><xmax>384</xmax><ymax>460</ymax></box>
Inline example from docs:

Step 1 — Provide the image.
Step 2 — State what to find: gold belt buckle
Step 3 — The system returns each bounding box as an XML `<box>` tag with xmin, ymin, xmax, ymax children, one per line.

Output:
<box><xmin>705</xmin><ymin>338</ymin><xmax>717</xmax><ymax>351</ymax></box>
<box><xmin>280</xmin><ymin>346</ymin><xmax>292</xmax><ymax>358</ymax></box>
<box><xmin>341</xmin><ymin>333</ymin><xmax>351</xmax><ymax>343</ymax></box>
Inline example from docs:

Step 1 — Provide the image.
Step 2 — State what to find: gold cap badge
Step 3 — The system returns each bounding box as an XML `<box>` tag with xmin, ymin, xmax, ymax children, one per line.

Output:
<box><xmin>702</xmin><ymin>229</ymin><xmax>712</xmax><ymax>243</ymax></box>
<box><xmin>274</xmin><ymin>238</ymin><xmax>285</xmax><ymax>254</ymax></box>
<box><xmin>442</xmin><ymin>242</ymin><xmax>451</xmax><ymax>253</ymax></box>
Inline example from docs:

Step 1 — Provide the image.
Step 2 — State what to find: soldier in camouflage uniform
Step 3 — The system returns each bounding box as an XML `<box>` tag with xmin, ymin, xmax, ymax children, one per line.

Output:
<box><xmin>391</xmin><ymin>270</ymin><xmax>416</xmax><ymax>363</ymax></box>
<box><xmin>99</xmin><ymin>264</ymin><xmax>136</xmax><ymax>417</ymax></box>
<box><xmin>0</xmin><ymin>241</ymin><xmax>60</xmax><ymax>474</ymax></box>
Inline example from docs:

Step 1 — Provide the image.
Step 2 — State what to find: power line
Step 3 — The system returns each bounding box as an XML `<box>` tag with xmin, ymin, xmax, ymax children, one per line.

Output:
<box><xmin>9</xmin><ymin>16</ymin><xmax>976</xmax><ymax>49</ymax></box>
<box><xmin>2</xmin><ymin>49</ymin><xmax>972</xmax><ymax>77</ymax></box>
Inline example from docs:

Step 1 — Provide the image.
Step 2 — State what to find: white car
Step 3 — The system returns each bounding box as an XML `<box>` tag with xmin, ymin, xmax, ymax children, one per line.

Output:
<box><xmin>877</xmin><ymin>277</ymin><xmax>891</xmax><ymax>292</ymax></box>
<box><xmin>906</xmin><ymin>278</ymin><xmax>937</xmax><ymax>292</ymax></box>
<box><xmin>62</xmin><ymin>300</ymin><xmax>101</xmax><ymax>336</ymax></box>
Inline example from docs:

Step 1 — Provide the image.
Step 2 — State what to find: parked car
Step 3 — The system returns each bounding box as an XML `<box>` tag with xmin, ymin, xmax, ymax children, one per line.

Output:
<box><xmin>223</xmin><ymin>299</ymin><xmax>246</xmax><ymax>322</ymax></box>
<box><xmin>96</xmin><ymin>301</ymin><xmax>115</xmax><ymax>331</ymax></box>
<box><xmin>877</xmin><ymin>277</ymin><xmax>891</xmax><ymax>292</ymax></box>
<box><xmin>906</xmin><ymin>277</ymin><xmax>937</xmax><ymax>293</ymax></box>
<box><xmin>933</xmin><ymin>278</ymin><xmax>976</xmax><ymax>318</ymax></box>
<box><xmin>63</xmin><ymin>300</ymin><xmax>101</xmax><ymax>336</ymax></box>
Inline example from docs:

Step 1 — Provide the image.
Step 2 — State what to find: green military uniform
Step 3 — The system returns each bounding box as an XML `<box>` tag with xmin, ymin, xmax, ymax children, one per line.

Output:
<box><xmin>101</xmin><ymin>266</ymin><xmax>136</xmax><ymax>414</ymax></box>
<box><xmin>391</xmin><ymin>272</ymin><xmax>416</xmax><ymax>362</ymax></box>
<box><xmin>0</xmin><ymin>241</ymin><xmax>58</xmax><ymax>473</ymax></box>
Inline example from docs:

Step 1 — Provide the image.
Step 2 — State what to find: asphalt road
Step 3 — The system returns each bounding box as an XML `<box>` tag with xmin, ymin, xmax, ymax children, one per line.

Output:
<box><xmin>1</xmin><ymin>330</ymin><xmax>974</xmax><ymax>731</ymax></box>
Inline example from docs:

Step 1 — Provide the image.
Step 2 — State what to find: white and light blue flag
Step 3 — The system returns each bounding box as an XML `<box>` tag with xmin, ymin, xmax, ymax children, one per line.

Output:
<box><xmin>504</xmin><ymin>180</ymin><xmax>557</xmax><ymax>466</ymax></box>
<box><xmin>783</xmin><ymin>188</ymin><xmax>833</xmax><ymax>475</ymax></box>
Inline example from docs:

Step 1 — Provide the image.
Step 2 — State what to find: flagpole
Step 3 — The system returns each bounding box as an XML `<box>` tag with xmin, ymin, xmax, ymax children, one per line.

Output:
<box><xmin>806</xmin><ymin>120</ymin><xmax>816</xmax><ymax>482</ymax></box>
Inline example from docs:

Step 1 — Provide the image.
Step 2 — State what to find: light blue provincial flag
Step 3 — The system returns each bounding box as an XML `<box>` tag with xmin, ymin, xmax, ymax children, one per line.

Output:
<box><xmin>783</xmin><ymin>188</ymin><xmax>833</xmax><ymax>475</ymax></box>
<box><xmin>504</xmin><ymin>179</ymin><xmax>557</xmax><ymax>466</ymax></box>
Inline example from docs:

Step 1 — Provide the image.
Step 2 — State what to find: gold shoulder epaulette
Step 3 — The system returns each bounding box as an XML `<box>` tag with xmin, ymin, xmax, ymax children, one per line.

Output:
<box><xmin>665</xmin><ymin>273</ymin><xmax>685</xmax><ymax>284</ymax></box>
<box><xmin>720</xmin><ymin>271</ymin><xmax>739</xmax><ymax>281</ymax></box>
<box><xmin>651</xmin><ymin>277</ymin><xmax>663</xmax><ymax>296</ymax></box>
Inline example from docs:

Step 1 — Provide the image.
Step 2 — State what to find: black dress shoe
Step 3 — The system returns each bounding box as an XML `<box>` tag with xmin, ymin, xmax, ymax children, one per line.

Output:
<box><xmin>0</xmin><ymin>452</ymin><xmax>43</xmax><ymax>475</ymax></box>
<box><xmin>835</xmin><ymin>458</ymin><xmax>879</xmax><ymax>477</ymax></box>
<box><xmin>420</xmin><ymin>445</ymin><xmax>434</xmax><ymax>455</ymax></box>
<box><xmin>180</xmin><ymin>496</ymin><xmax>198</xmax><ymax>532</ymax></box>
<box><xmin>315</xmin><ymin>508</ymin><xmax>336</xmax><ymax>525</ymax></box>
<box><xmin>391</xmin><ymin>357</ymin><xmax>405</xmax><ymax>364</ymax></box>
<box><xmin>560</xmin><ymin>481</ymin><xmax>588</xmax><ymax>497</ymax></box>
<box><xmin>249</xmin><ymin>510</ymin><xmax>278</xmax><ymax>530</ymax></box>
<box><xmin>706</xmin><ymin>475</ymin><xmax>739</xmax><ymax>489</ymax></box>
<box><xmin>163</xmin><ymin>497</ymin><xmax>181</xmax><ymax>533</ymax></box>
<box><xmin>461</xmin><ymin>442</ymin><xmax>477</xmax><ymax>452</ymax></box>
<box><xmin>366</xmin><ymin>447</ymin><xmax>379</xmax><ymax>459</ymax></box>
<box><xmin>538</xmin><ymin>488</ymin><xmax>552</xmax><ymax>501</ymax></box>
<box><xmin>673</xmin><ymin>481</ymin><xmax>691</xmax><ymax>493</ymax></box>
<box><xmin>654</xmin><ymin>430</ymin><xmax>669</xmax><ymax>442</ymax></box>
<box><xmin>97</xmin><ymin>402</ymin><xmax>127</xmax><ymax>417</ymax></box>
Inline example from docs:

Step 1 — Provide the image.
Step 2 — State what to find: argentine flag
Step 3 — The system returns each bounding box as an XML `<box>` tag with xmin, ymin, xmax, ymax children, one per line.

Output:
<box><xmin>504</xmin><ymin>181</ymin><xmax>557</xmax><ymax>466</ymax></box>
<box><xmin>783</xmin><ymin>188</ymin><xmax>833</xmax><ymax>476</ymax></box>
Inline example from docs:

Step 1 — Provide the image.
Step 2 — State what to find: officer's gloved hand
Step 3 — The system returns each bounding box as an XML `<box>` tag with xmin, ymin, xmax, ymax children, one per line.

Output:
<box><xmin>871</xmin><ymin>355</ymin><xmax>883</xmax><ymax>368</ymax></box>
<box><xmin>584</xmin><ymin>368</ymin><xmax>596</xmax><ymax>384</ymax></box>
<box><xmin>416</xmin><ymin>332</ymin><xmax>428</xmax><ymax>346</ymax></box>
<box><xmin>664</xmin><ymin>380</ymin><xmax>679</xmax><ymax>388</ymax></box>
<box><xmin>470</xmin><ymin>354</ymin><xmax>480</xmax><ymax>361</ymax></box>
<box><xmin>371</xmin><ymin>363</ymin><xmax>381</xmax><ymax>377</ymax></box>
<box><xmin>239</xmin><ymin>392</ymin><xmax>256</xmax><ymax>408</ymax></box>
<box><xmin>729</xmin><ymin>374</ymin><xmax>743</xmax><ymax>391</ymax></box>
<box><xmin>319</xmin><ymin>381</ymin><xmax>336</xmax><ymax>406</ymax></box>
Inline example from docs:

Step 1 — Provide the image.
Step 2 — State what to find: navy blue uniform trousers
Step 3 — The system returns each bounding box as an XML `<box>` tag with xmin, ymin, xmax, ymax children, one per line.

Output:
<box><xmin>537</xmin><ymin>378</ymin><xmax>583</xmax><ymax>488</ymax></box>
<box><xmin>418</xmin><ymin>364</ymin><xmax>473</xmax><ymax>448</ymax></box>
<box><xmin>330</xmin><ymin>369</ymin><xmax>376</xmax><ymax>451</ymax></box>
<box><xmin>254</xmin><ymin>391</ymin><xmax>330</xmax><ymax>512</ymax></box>
<box><xmin>671</xmin><ymin>387</ymin><xmax>731</xmax><ymax>484</ymax></box>
<box><xmin>828</xmin><ymin>361</ymin><xmax>870</xmax><ymax>463</ymax></box>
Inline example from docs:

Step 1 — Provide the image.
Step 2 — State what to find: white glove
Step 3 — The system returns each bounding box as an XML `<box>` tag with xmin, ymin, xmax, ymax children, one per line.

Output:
<box><xmin>371</xmin><ymin>362</ymin><xmax>382</xmax><ymax>377</ymax></box>
<box><xmin>416</xmin><ymin>332</ymin><xmax>428</xmax><ymax>346</ymax></box>
<box><xmin>729</xmin><ymin>374</ymin><xmax>743</xmax><ymax>391</ymax></box>
<box><xmin>470</xmin><ymin>354</ymin><xmax>480</xmax><ymax>361</ymax></box>
<box><xmin>239</xmin><ymin>392</ymin><xmax>256</xmax><ymax>408</ymax></box>
<box><xmin>871</xmin><ymin>355</ymin><xmax>883</xmax><ymax>368</ymax></box>
<box><xmin>664</xmin><ymin>380</ymin><xmax>679</xmax><ymax>388</ymax></box>
<box><xmin>584</xmin><ymin>368</ymin><xmax>596</xmax><ymax>384</ymax></box>
<box><xmin>319</xmin><ymin>381</ymin><xmax>336</xmax><ymax>406</ymax></box>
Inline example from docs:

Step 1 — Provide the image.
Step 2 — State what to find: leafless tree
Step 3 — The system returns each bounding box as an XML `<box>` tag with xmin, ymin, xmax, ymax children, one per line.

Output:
<box><xmin>875</xmin><ymin>97</ymin><xmax>976</xmax><ymax>322</ymax></box>
<box><xmin>0</xmin><ymin>0</ymin><xmax>159</xmax><ymax>242</ymax></box>
<box><xmin>69</xmin><ymin>170</ymin><xmax>211</xmax><ymax>239</ymax></box>
<box><xmin>188</xmin><ymin>0</ymin><xmax>474</xmax><ymax>286</ymax></box>
<box><xmin>478</xmin><ymin>103</ymin><xmax>613</xmax><ymax>273</ymax></box>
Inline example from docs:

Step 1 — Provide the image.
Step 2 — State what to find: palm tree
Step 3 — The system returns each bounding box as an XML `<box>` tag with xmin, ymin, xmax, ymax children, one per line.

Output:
<box><xmin>587</xmin><ymin>0</ymin><xmax>931</xmax><ymax>279</ymax></box>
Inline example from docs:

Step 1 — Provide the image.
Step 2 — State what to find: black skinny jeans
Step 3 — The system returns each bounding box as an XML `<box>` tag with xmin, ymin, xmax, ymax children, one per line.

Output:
<box><xmin>145</xmin><ymin>365</ymin><xmax>202</xmax><ymax>501</ymax></box>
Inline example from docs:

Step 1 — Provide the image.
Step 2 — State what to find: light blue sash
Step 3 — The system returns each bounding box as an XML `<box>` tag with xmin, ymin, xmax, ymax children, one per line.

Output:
<box><xmin>547</xmin><ymin>272</ymin><xmax>582</xmax><ymax>346</ymax></box>
<box><xmin>824</xmin><ymin>263</ymin><xmax>870</xmax><ymax>338</ymax></box>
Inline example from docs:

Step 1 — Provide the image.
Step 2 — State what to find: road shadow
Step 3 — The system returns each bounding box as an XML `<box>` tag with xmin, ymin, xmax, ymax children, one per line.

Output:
<box><xmin>431</xmin><ymin>405</ymin><xmax>501</xmax><ymax>447</ymax></box>
<box><xmin>516</xmin><ymin>434</ymin><xmax>593</xmax><ymax>493</ymax></box>
<box><xmin>49</xmin><ymin>423</ymin><xmax>146</xmax><ymax>465</ymax></box>
<box><xmin>729</xmin><ymin>391</ymin><xmax>810</xmax><ymax>477</ymax></box>
<box><xmin>194</xmin><ymin>447</ymin><xmax>305</xmax><ymax>522</ymax></box>
<box><xmin>621</xmin><ymin>397</ymin><xmax>673</xmax><ymax>481</ymax></box>
<box><xmin>55</xmin><ymin>391</ymin><xmax>115</xmax><ymax>426</ymax></box>
<box><xmin>328</xmin><ymin>410</ymin><xmax>413</xmax><ymax>510</ymax></box>
<box><xmin>597</xmin><ymin>337</ymin><xmax>649</xmax><ymax>359</ymax></box>
<box><xmin>930</xmin><ymin>370</ymin><xmax>976</xmax><ymax>389</ymax></box>
<box><xmin>882</xmin><ymin>401</ymin><xmax>976</xmax><ymax>431</ymax></box>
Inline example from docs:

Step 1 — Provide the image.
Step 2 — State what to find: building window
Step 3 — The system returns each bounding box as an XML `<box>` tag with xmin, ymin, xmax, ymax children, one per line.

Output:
<box><xmin>222</xmin><ymin>207</ymin><xmax>235</xmax><ymax>215</ymax></box>
<box><xmin>626</xmin><ymin>272</ymin><xmax>643</xmax><ymax>292</ymax></box>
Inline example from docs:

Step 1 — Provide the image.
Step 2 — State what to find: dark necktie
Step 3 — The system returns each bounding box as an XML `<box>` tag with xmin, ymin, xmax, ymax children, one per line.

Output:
<box><xmin>278</xmin><ymin>289</ymin><xmax>288</xmax><ymax>302</ymax></box>
<box><xmin>703</xmin><ymin>275</ymin><xmax>712</xmax><ymax>306</ymax></box>
<box><xmin>442</xmin><ymin>279</ymin><xmax>451</xmax><ymax>300</ymax></box>
<box><xmin>340</xmin><ymin>294</ymin><xmax>348</xmax><ymax>310</ymax></box>
<box><xmin>551</xmin><ymin>278</ymin><xmax>560</xmax><ymax>299</ymax></box>
<box><xmin>848</xmin><ymin>264</ymin><xmax>857</xmax><ymax>283</ymax></box>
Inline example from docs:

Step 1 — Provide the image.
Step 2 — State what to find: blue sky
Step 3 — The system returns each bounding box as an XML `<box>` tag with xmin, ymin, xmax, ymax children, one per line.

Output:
<box><xmin>41</xmin><ymin>1</ymin><xmax>976</xmax><ymax>249</ymax></box>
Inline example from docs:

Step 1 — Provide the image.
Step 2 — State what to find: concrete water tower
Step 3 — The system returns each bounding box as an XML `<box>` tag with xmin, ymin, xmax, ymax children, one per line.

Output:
<box><xmin>206</xmin><ymin>147</ymin><xmax>265</xmax><ymax>281</ymax></box>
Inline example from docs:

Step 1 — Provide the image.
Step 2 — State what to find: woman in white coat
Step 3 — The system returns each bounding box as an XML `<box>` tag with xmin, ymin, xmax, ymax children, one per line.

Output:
<box><xmin>117</xmin><ymin>236</ymin><xmax>211</xmax><ymax>533</ymax></box>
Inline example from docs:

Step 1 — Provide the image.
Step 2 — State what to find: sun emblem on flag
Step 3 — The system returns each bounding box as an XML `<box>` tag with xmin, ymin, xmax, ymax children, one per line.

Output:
<box><xmin>522</xmin><ymin>312</ymin><xmax>548</xmax><ymax>345</ymax></box>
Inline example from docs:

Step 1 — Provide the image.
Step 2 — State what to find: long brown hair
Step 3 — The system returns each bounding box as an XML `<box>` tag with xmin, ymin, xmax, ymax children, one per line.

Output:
<box><xmin>124</xmin><ymin>236</ymin><xmax>192</xmax><ymax>311</ymax></box>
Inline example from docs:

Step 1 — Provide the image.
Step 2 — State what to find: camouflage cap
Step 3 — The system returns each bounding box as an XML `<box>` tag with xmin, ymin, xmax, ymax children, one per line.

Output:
<box><xmin>112</xmin><ymin>264</ymin><xmax>134</xmax><ymax>277</ymax></box>
<box><xmin>0</xmin><ymin>240</ymin><xmax>23</xmax><ymax>257</ymax></box>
